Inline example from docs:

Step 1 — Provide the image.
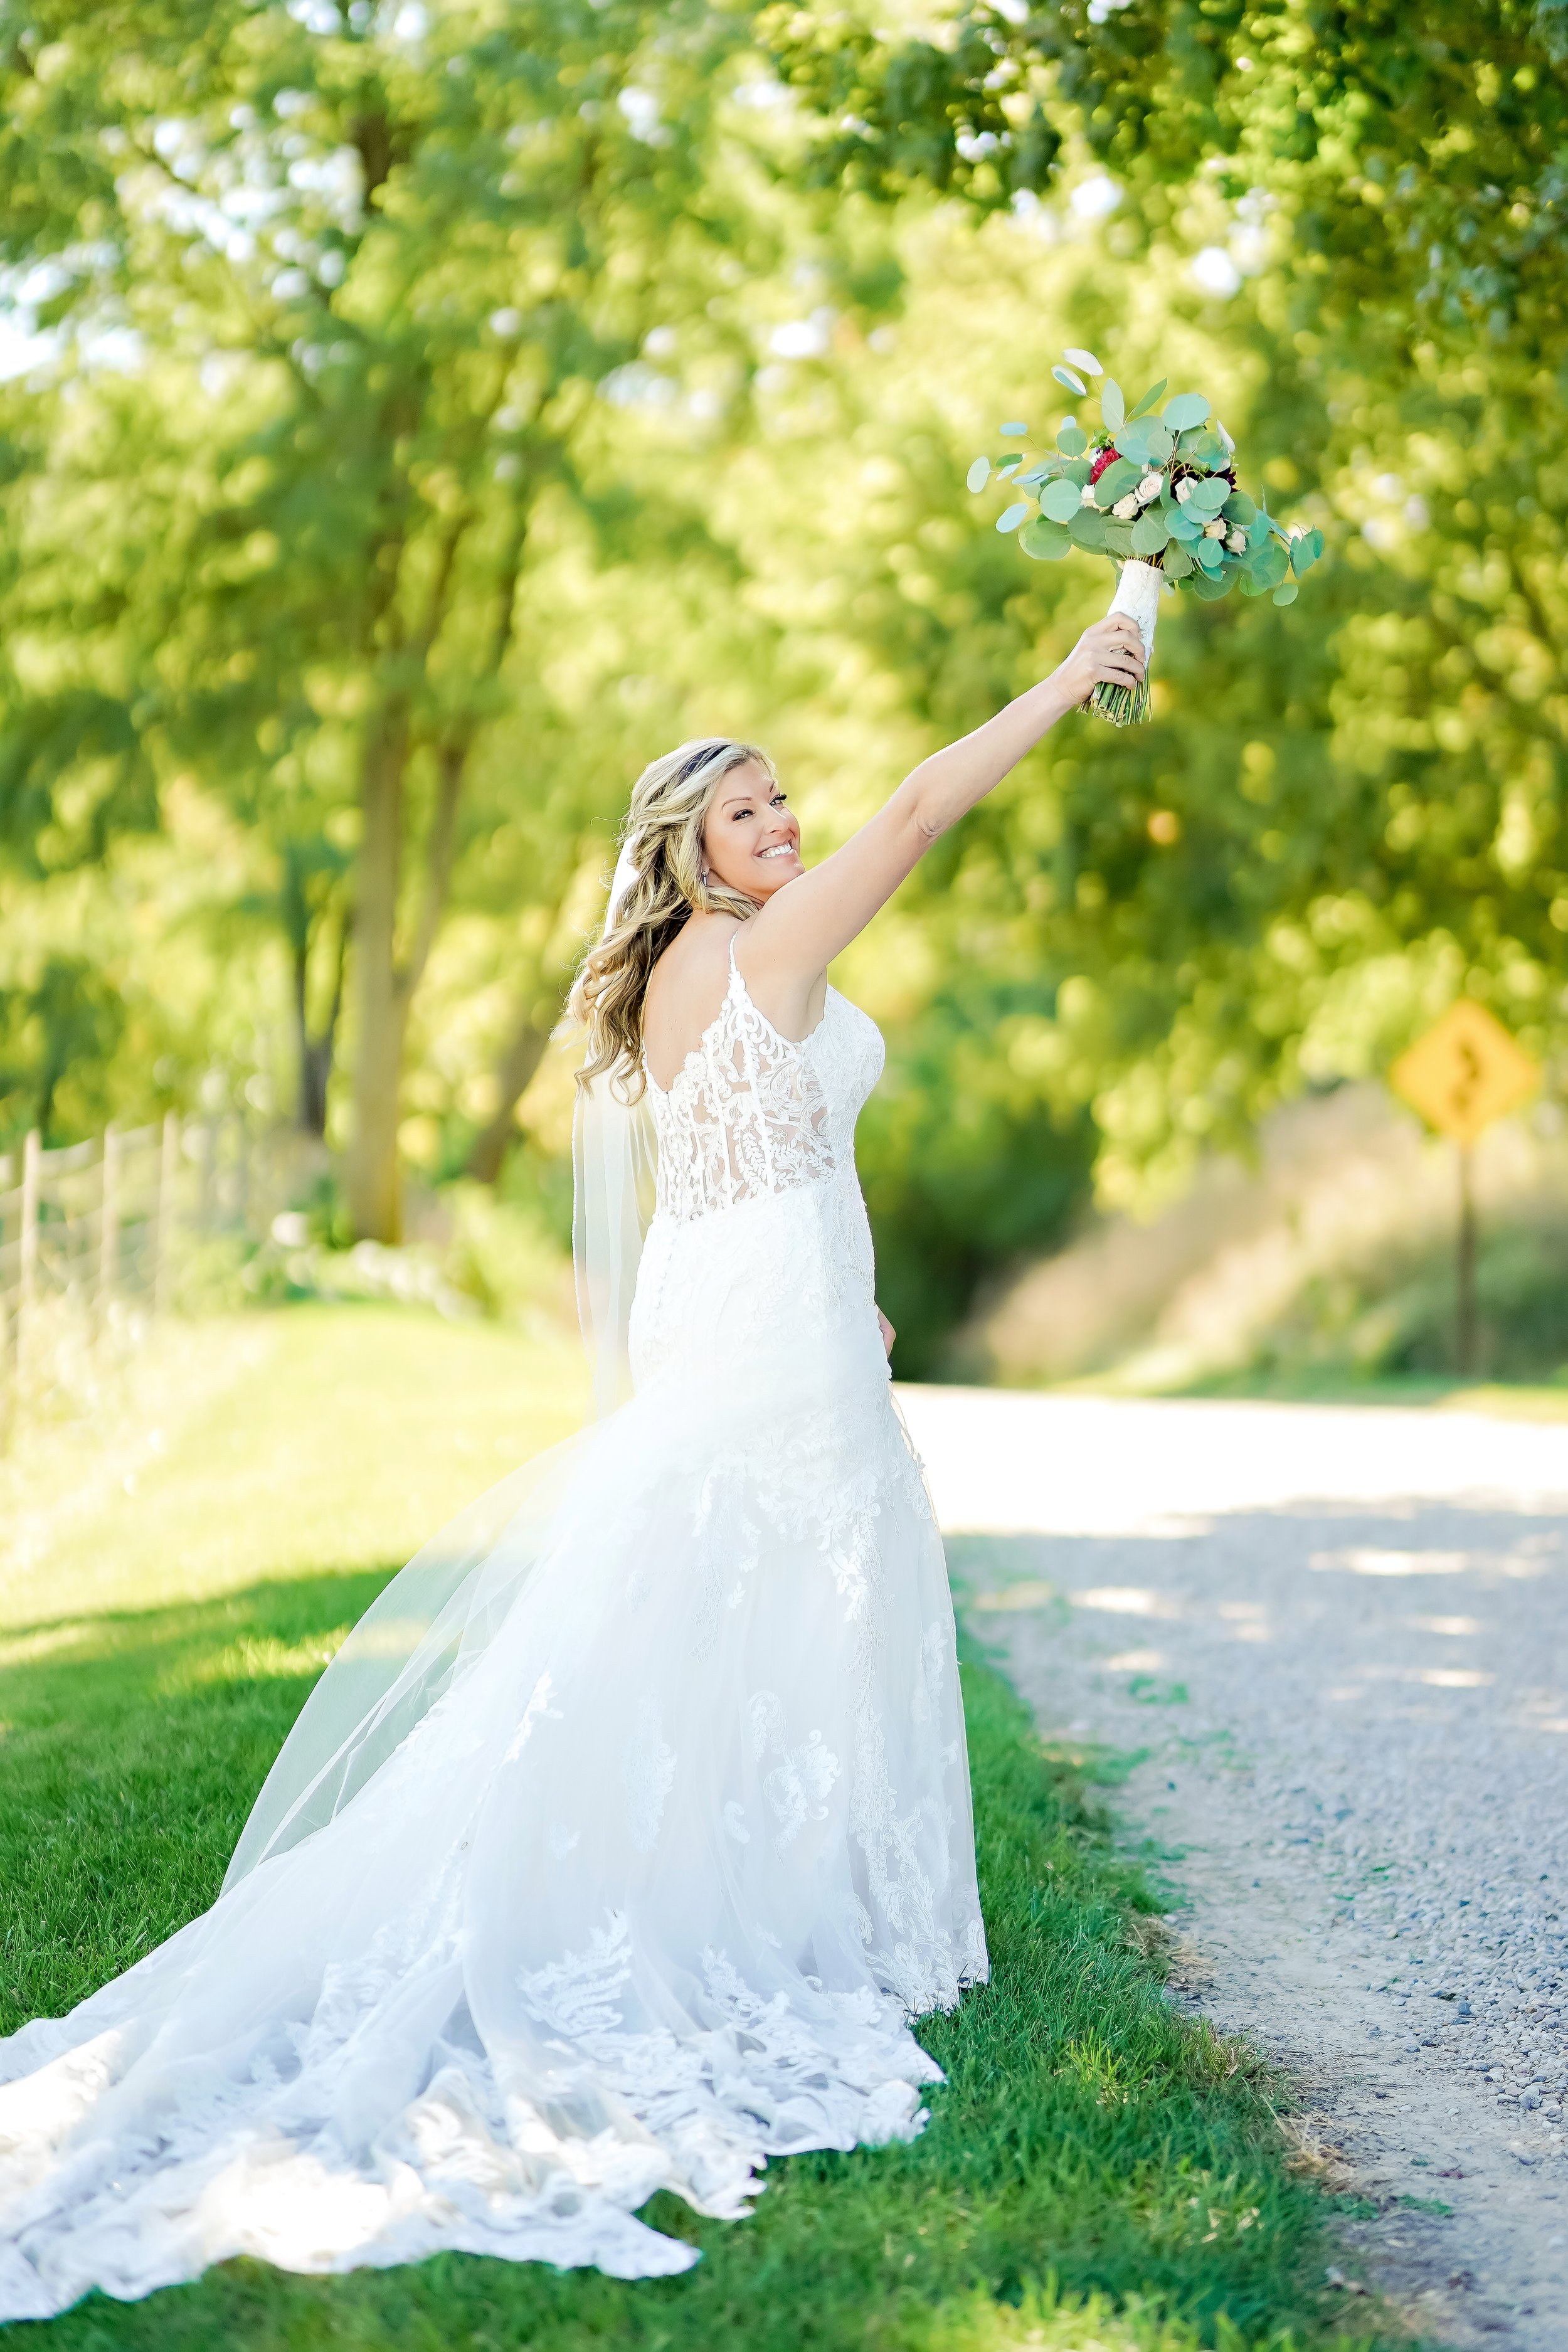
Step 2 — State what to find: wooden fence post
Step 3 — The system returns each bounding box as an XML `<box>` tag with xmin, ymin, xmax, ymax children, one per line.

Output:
<box><xmin>155</xmin><ymin>1112</ymin><xmax>180</xmax><ymax>1315</ymax></box>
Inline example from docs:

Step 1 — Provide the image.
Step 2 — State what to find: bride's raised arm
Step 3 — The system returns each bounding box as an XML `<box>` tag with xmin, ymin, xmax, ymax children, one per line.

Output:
<box><xmin>743</xmin><ymin>612</ymin><xmax>1144</xmax><ymax>988</ymax></box>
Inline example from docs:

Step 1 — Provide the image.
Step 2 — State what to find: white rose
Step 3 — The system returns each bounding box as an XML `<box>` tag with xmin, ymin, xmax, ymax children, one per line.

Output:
<box><xmin>1227</xmin><ymin>527</ymin><xmax>1247</xmax><ymax>552</ymax></box>
<box><xmin>1135</xmin><ymin>472</ymin><xmax>1163</xmax><ymax>505</ymax></box>
<box><xmin>1079</xmin><ymin>482</ymin><xmax>1098</xmax><ymax>507</ymax></box>
<box><xmin>1203</xmin><ymin>519</ymin><xmax>1226</xmax><ymax>539</ymax></box>
<box><xmin>1174</xmin><ymin>477</ymin><xmax>1194</xmax><ymax>503</ymax></box>
<box><xmin>1112</xmin><ymin>494</ymin><xmax>1138</xmax><ymax>520</ymax></box>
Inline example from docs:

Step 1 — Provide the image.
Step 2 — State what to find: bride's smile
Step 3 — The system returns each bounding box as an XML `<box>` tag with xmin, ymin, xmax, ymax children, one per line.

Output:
<box><xmin>703</xmin><ymin>759</ymin><xmax>804</xmax><ymax>899</ymax></box>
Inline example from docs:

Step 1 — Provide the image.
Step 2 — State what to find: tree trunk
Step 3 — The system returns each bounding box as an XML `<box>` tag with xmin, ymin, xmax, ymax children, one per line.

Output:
<box><xmin>465</xmin><ymin>1008</ymin><xmax>551</xmax><ymax>1183</ymax></box>
<box><xmin>346</xmin><ymin>704</ymin><xmax>411</xmax><ymax>1241</ymax></box>
<box><xmin>341</xmin><ymin>499</ymin><xmax>525</xmax><ymax>1239</ymax></box>
<box><xmin>294</xmin><ymin>917</ymin><xmax>346</xmax><ymax>1139</ymax></box>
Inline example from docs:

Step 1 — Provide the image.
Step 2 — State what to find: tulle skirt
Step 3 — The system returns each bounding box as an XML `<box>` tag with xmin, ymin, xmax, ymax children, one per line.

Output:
<box><xmin>0</xmin><ymin>1256</ymin><xmax>985</xmax><ymax>2317</ymax></box>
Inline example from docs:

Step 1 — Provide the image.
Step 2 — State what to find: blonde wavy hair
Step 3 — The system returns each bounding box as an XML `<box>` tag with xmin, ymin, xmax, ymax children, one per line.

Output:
<box><xmin>569</xmin><ymin>737</ymin><xmax>778</xmax><ymax>1097</ymax></box>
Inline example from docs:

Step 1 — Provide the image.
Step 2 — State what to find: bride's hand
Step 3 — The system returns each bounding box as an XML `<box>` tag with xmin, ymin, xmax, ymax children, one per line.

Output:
<box><xmin>1052</xmin><ymin>613</ymin><xmax>1146</xmax><ymax>707</ymax></box>
<box><xmin>876</xmin><ymin>1307</ymin><xmax>896</xmax><ymax>1358</ymax></box>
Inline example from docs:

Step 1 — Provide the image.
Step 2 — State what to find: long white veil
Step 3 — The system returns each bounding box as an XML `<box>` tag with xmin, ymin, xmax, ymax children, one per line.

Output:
<box><xmin>571</xmin><ymin>839</ymin><xmax>657</xmax><ymax>1420</ymax></box>
<box><xmin>226</xmin><ymin>837</ymin><xmax>653</xmax><ymax>1888</ymax></box>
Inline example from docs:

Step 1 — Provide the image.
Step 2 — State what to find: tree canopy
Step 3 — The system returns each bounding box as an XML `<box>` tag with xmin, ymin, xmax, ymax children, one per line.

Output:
<box><xmin>1</xmin><ymin>1</ymin><xmax>1564</xmax><ymax>1367</ymax></box>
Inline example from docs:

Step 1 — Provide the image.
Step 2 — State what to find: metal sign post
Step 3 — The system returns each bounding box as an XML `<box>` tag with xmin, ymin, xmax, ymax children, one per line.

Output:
<box><xmin>1389</xmin><ymin>1002</ymin><xmax>1540</xmax><ymax>1377</ymax></box>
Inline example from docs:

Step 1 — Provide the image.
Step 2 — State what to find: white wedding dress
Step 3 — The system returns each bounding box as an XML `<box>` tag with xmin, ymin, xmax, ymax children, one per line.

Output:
<box><xmin>0</xmin><ymin>943</ymin><xmax>987</xmax><ymax>2319</ymax></box>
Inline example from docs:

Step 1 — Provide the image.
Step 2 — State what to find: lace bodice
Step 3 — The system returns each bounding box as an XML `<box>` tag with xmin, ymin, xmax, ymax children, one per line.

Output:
<box><xmin>644</xmin><ymin>940</ymin><xmax>885</xmax><ymax>1225</ymax></box>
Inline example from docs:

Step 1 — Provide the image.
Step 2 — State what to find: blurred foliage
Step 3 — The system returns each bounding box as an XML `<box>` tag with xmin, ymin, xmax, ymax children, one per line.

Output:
<box><xmin>1</xmin><ymin>2</ymin><xmax>1566</xmax><ymax>1371</ymax></box>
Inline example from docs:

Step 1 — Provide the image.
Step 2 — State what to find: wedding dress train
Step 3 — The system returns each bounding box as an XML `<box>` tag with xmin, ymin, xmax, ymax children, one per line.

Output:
<box><xmin>0</xmin><ymin>946</ymin><xmax>987</xmax><ymax>2318</ymax></box>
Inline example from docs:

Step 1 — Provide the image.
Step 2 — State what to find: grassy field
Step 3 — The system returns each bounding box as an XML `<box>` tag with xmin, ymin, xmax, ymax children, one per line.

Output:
<box><xmin>0</xmin><ymin>1306</ymin><xmax>1395</xmax><ymax>2351</ymax></box>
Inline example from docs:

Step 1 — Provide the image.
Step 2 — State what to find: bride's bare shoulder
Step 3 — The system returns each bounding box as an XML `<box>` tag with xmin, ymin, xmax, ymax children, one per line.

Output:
<box><xmin>642</xmin><ymin>914</ymin><xmax>743</xmax><ymax>1085</ymax></box>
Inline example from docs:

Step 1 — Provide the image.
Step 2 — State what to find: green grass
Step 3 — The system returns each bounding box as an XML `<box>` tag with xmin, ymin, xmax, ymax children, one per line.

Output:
<box><xmin>0</xmin><ymin>1307</ymin><xmax>1396</xmax><ymax>2351</ymax></box>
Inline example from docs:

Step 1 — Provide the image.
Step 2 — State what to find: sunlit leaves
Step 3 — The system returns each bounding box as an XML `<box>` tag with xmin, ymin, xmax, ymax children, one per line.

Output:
<box><xmin>1115</xmin><ymin>415</ymin><xmax>1172</xmax><ymax>466</ymax></box>
<box><xmin>1019</xmin><ymin>515</ymin><xmax>1071</xmax><ymax>559</ymax></box>
<box><xmin>1040</xmin><ymin>477</ymin><xmax>1084</xmax><ymax>523</ymax></box>
<box><xmin>1130</xmin><ymin>507</ymin><xmax>1170</xmax><ymax>556</ymax></box>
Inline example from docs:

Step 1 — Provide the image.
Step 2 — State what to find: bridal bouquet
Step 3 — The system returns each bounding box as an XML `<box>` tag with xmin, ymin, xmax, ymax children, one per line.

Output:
<box><xmin>967</xmin><ymin>349</ymin><xmax>1325</xmax><ymax>725</ymax></box>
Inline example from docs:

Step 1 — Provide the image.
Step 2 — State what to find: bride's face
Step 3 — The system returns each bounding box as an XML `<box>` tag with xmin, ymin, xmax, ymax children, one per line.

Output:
<box><xmin>701</xmin><ymin>760</ymin><xmax>804</xmax><ymax>903</ymax></box>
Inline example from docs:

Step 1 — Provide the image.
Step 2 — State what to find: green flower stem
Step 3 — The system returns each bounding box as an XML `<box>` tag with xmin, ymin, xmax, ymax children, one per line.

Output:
<box><xmin>1088</xmin><ymin>672</ymin><xmax>1152</xmax><ymax>727</ymax></box>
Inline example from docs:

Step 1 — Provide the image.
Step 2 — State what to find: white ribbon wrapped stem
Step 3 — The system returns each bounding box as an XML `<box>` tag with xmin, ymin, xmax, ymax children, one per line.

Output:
<box><xmin>1108</xmin><ymin>556</ymin><xmax>1162</xmax><ymax>666</ymax></box>
<box><xmin>1089</xmin><ymin>557</ymin><xmax>1163</xmax><ymax>726</ymax></box>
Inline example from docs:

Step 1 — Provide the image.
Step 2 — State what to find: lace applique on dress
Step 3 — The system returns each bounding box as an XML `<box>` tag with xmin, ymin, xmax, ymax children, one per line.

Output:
<box><xmin>645</xmin><ymin>939</ymin><xmax>881</xmax><ymax>1224</ymax></box>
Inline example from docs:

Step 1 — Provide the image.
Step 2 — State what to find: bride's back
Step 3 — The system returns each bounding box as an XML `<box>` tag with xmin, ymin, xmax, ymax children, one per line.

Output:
<box><xmin>641</xmin><ymin>912</ymin><xmax>744</xmax><ymax>1095</ymax></box>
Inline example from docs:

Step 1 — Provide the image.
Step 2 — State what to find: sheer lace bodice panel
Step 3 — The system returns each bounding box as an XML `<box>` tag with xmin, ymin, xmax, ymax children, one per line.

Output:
<box><xmin>644</xmin><ymin>939</ymin><xmax>884</xmax><ymax>1224</ymax></box>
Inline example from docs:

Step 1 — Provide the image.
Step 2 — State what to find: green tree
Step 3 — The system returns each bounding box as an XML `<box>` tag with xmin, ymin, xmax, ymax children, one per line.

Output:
<box><xmin>0</xmin><ymin>0</ymin><xmax>765</xmax><ymax>1235</ymax></box>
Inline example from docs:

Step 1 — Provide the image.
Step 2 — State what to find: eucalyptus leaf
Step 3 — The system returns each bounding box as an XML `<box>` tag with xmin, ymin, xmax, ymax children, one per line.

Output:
<box><xmin>1222</xmin><ymin>490</ymin><xmax>1257</xmax><ymax>526</ymax></box>
<box><xmin>1062</xmin><ymin>455</ymin><xmax>1093</xmax><ymax>484</ymax></box>
<box><xmin>995</xmin><ymin>501</ymin><xmax>1031</xmax><ymax>532</ymax></box>
<box><xmin>1238</xmin><ymin>568</ymin><xmax>1270</xmax><ymax>595</ymax></box>
<box><xmin>966</xmin><ymin>457</ymin><xmax>990</xmax><ymax>493</ymax></box>
<box><xmin>1067</xmin><ymin>505</ymin><xmax>1106</xmax><ymax>549</ymax></box>
<box><xmin>1125</xmin><ymin>378</ymin><xmax>1167</xmax><ymax>421</ymax></box>
<box><xmin>1145</xmin><ymin>421</ymin><xmax>1173</xmax><ymax>464</ymax></box>
<box><xmin>1062</xmin><ymin>346</ymin><xmax>1102</xmax><ymax>374</ymax></box>
<box><xmin>1273</xmin><ymin>580</ymin><xmax>1300</xmax><ymax>605</ymax></box>
<box><xmin>1131</xmin><ymin>507</ymin><xmax>1170</xmax><ymax>556</ymax></box>
<box><xmin>1167</xmin><ymin>507</ymin><xmax>1203</xmax><ymax>541</ymax></box>
<box><xmin>1052</xmin><ymin>364</ymin><xmax>1087</xmax><ymax>395</ymax></box>
<box><xmin>1187</xmin><ymin>475</ymin><xmax>1229</xmax><ymax>516</ymax></box>
<box><xmin>1192</xmin><ymin>568</ymin><xmax>1233</xmax><ymax>600</ymax></box>
<box><xmin>1019</xmin><ymin>516</ymin><xmax>1071</xmax><ymax>560</ymax></box>
<box><xmin>995</xmin><ymin>455</ymin><xmax>1024</xmax><ymax>476</ymax></box>
<box><xmin>1039</xmin><ymin>477</ymin><xmax>1084</xmax><ymax>524</ymax></box>
<box><xmin>1000</xmin><ymin>421</ymin><xmax>1028</xmax><ymax>437</ymax></box>
<box><xmin>1102</xmin><ymin>519</ymin><xmax>1135</xmax><ymax>556</ymax></box>
<box><xmin>1174</xmin><ymin>428</ymin><xmax>1224</xmax><ymax>470</ymax></box>
<box><xmin>1253</xmin><ymin>538</ymin><xmax>1289</xmax><ymax>588</ymax></box>
<box><xmin>1100</xmin><ymin>378</ymin><xmax>1125</xmax><ymax>432</ymax></box>
<box><xmin>1016</xmin><ymin>463</ymin><xmax>1052</xmax><ymax>488</ymax></box>
<box><xmin>1162</xmin><ymin>539</ymin><xmax>1194</xmax><ymax>579</ymax></box>
<box><xmin>1162</xmin><ymin>391</ymin><xmax>1210</xmax><ymax>430</ymax></box>
<box><xmin>1056</xmin><ymin>423</ymin><xmax>1088</xmax><ymax>456</ymax></box>
<box><xmin>1267</xmin><ymin>514</ymin><xmax>1291</xmax><ymax>545</ymax></box>
<box><xmin>1192</xmin><ymin>533</ymin><xmax>1223</xmax><ymax>571</ymax></box>
<box><xmin>1094</xmin><ymin>457</ymin><xmax>1141</xmax><ymax>506</ymax></box>
<box><xmin>1290</xmin><ymin>531</ymin><xmax>1321</xmax><ymax>576</ymax></box>
<box><xmin>1113</xmin><ymin>416</ymin><xmax>1153</xmax><ymax>463</ymax></box>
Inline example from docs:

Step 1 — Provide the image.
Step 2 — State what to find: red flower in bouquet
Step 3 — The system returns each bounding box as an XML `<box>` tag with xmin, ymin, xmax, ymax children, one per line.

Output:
<box><xmin>1088</xmin><ymin>445</ymin><xmax>1119</xmax><ymax>485</ymax></box>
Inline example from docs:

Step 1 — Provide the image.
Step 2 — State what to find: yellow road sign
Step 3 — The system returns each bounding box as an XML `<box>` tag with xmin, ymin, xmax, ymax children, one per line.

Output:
<box><xmin>1389</xmin><ymin>1000</ymin><xmax>1539</xmax><ymax>1145</ymax></box>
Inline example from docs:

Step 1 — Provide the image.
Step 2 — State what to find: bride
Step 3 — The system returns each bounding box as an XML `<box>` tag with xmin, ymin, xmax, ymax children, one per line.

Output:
<box><xmin>0</xmin><ymin>617</ymin><xmax>1145</xmax><ymax>2318</ymax></box>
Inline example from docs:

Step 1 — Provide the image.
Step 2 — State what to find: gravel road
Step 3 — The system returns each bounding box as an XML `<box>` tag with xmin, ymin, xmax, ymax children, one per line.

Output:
<box><xmin>898</xmin><ymin>1387</ymin><xmax>1568</xmax><ymax>2349</ymax></box>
